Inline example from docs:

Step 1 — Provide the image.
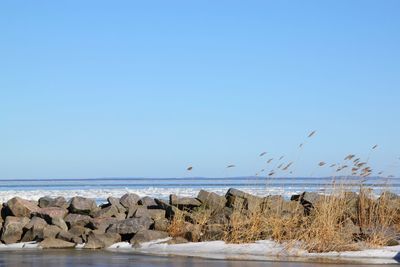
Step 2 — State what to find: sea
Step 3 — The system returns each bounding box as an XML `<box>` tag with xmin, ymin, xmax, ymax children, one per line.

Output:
<box><xmin>0</xmin><ymin>176</ymin><xmax>398</xmax><ymax>203</ymax></box>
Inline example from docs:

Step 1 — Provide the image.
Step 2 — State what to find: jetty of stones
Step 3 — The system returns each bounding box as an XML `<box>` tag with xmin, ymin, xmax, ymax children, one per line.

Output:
<box><xmin>0</xmin><ymin>188</ymin><xmax>398</xmax><ymax>249</ymax></box>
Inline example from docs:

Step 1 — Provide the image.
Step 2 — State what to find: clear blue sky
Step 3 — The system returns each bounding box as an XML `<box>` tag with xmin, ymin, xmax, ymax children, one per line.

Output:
<box><xmin>1</xmin><ymin>1</ymin><xmax>399</xmax><ymax>179</ymax></box>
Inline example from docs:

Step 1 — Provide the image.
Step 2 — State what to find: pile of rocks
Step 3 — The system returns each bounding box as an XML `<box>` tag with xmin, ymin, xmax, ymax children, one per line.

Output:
<box><xmin>0</xmin><ymin>188</ymin><xmax>397</xmax><ymax>249</ymax></box>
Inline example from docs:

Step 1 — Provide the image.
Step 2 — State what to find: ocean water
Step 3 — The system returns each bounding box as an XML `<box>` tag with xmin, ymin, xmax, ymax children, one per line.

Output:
<box><xmin>0</xmin><ymin>176</ymin><xmax>398</xmax><ymax>203</ymax></box>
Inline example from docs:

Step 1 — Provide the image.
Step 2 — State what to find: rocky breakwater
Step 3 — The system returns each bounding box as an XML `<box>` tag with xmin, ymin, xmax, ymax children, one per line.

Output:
<box><xmin>0</xmin><ymin>189</ymin><xmax>398</xmax><ymax>249</ymax></box>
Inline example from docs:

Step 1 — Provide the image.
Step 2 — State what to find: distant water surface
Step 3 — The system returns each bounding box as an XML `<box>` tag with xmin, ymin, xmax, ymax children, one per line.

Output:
<box><xmin>0</xmin><ymin>177</ymin><xmax>398</xmax><ymax>203</ymax></box>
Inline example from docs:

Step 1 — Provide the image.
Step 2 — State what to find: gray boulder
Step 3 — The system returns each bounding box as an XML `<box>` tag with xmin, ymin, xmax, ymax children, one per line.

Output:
<box><xmin>1</xmin><ymin>216</ymin><xmax>30</xmax><ymax>244</ymax></box>
<box><xmin>130</xmin><ymin>229</ymin><xmax>169</xmax><ymax>244</ymax></box>
<box><xmin>34</xmin><ymin>207</ymin><xmax>68</xmax><ymax>223</ymax></box>
<box><xmin>169</xmin><ymin>194</ymin><xmax>202</xmax><ymax>210</ymax></box>
<box><xmin>69</xmin><ymin>196</ymin><xmax>98</xmax><ymax>215</ymax></box>
<box><xmin>138</xmin><ymin>197</ymin><xmax>158</xmax><ymax>208</ymax></box>
<box><xmin>52</xmin><ymin>217</ymin><xmax>68</xmax><ymax>232</ymax></box>
<box><xmin>106</xmin><ymin>197</ymin><xmax>126</xmax><ymax>213</ymax></box>
<box><xmin>40</xmin><ymin>237</ymin><xmax>76</xmax><ymax>249</ymax></box>
<box><xmin>38</xmin><ymin>196</ymin><xmax>68</xmax><ymax>209</ymax></box>
<box><xmin>57</xmin><ymin>230</ymin><xmax>83</xmax><ymax>244</ymax></box>
<box><xmin>226</xmin><ymin>188</ymin><xmax>263</xmax><ymax>213</ymax></box>
<box><xmin>21</xmin><ymin>217</ymin><xmax>48</xmax><ymax>242</ymax></box>
<box><xmin>106</xmin><ymin>217</ymin><xmax>153</xmax><ymax>235</ymax></box>
<box><xmin>153</xmin><ymin>218</ymin><xmax>170</xmax><ymax>232</ymax></box>
<box><xmin>134</xmin><ymin>206</ymin><xmax>165</xmax><ymax>220</ymax></box>
<box><xmin>64</xmin><ymin>213</ymin><xmax>92</xmax><ymax>228</ymax></box>
<box><xmin>83</xmin><ymin>232</ymin><xmax>121</xmax><ymax>249</ymax></box>
<box><xmin>88</xmin><ymin>217</ymin><xmax>120</xmax><ymax>233</ymax></box>
<box><xmin>91</xmin><ymin>205</ymin><xmax>119</xmax><ymax>218</ymax></box>
<box><xmin>197</xmin><ymin>190</ymin><xmax>226</xmax><ymax>212</ymax></box>
<box><xmin>7</xmin><ymin>197</ymin><xmax>40</xmax><ymax>217</ymax></box>
<box><xmin>119</xmin><ymin>193</ymin><xmax>140</xmax><ymax>209</ymax></box>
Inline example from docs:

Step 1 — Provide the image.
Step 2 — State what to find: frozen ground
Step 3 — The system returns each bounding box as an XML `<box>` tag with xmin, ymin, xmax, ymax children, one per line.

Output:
<box><xmin>1</xmin><ymin>239</ymin><xmax>399</xmax><ymax>264</ymax></box>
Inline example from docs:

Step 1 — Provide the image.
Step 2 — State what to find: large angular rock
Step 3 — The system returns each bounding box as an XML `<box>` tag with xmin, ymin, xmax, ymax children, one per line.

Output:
<box><xmin>226</xmin><ymin>188</ymin><xmax>263</xmax><ymax>213</ymax></box>
<box><xmin>130</xmin><ymin>230</ymin><xmax>169</xmax><ymax>244</ymax></box>
<box><xmin>42</xmin><ymin>225</ymin><xmax>62</xmax><ymax>239</ymax></box>
<box><xmin>7</xmin><ymin>197</ymin><xmax>40</xmax><ymax>217</ymax></box>
<box><xmin>153</xmin><ymin>218</ymin><xmax>170</xmax><ymax>232</ymax></box>
<box><xmin>106</xmin><ymin>197</ymin><xmax>126</xmax><ymax>213</ymax></box>
<box><xmin>88</xmin><ymin>217</ymin><xmax>120</xmax><ymax>233</ymax></box>
<box><xmin>91</xmin><ymin>205</ymin><xmax>119</xmax><ymax>218</ymax></box>
<box><xmin>40</xmin><ymin>237</ymin><xmax>76</xmax><ymax>249</ymax></box>
<box><xmin>119</xmin><ymin>193</ymin><xmax>140</xmax><ymax>209</ymax></box>
<box><xmin>134</xmin><ymin>206</ymin><xmax>165</xmax><ymax>220</ymax></box>
<box><xmin>83</xmin><ymin>232</ymin><xmax>121</xmax><ymax>249</ymax></box>
<box><xmin>291</xmin><ymin>192</ymin><xmax>323</xmax><ymax>215</ymax></box>
<box><xmin>169</xmin><ymin>195</ymin><xmax>202</xmax><ymax>210</ymax></box>
<box><xmin>52</xmin><ymin>217</ymin><xmax>68</xmax><ymax>232</ymax></box>
<box><xmin>64</xmin><ymin>213</ymin><xmax>92</xmax><ymax>228</ymax></box>
<box><xmin>106</xmin><ymin>217</ymin><xmax>153</xmax><ymax>235</ymax></box>
<box><xmin>57</xmin><ymin>230</ymin><xmax>83</xmax><ymax>244</ymax></box>
<box><xmin>38</xmin><ymin>196</ymin><xmax>68</xmax><ymax>209</ymax></box>
<box><xmin>34</xmin><ymin>207</ymin><xmax>68</xmax><ymax>223</ymax></box>
<box><xmin>1</xmin><ymin>216</ymin><xmax>30</xmax><ymax>244</ymax></box>
<box><xmin>21</xmin><ymin>217</ymin><xmax>48</xmax><ymax>242</ymax></box>
<box><xmin>69</xmin><ymin>196</ymin><xmax>98</xmax><ymax>215</ymax></box>
<box><xmin>197</xmin><ymin>190</ymin><xmax>226</xmax><ymax>212</ymax></box>
<box><xmin>181</xmin><ymin>222</ymin><xmax>202</xmax><ymax>242</ymax></box>
<box><xmin>154</xmin><ymin>199</ymin><xmax>180</xmax><ymax>219</ymax></box>
<box><xmin>138</xmin><ymin>197</ymin><xmax>158</xmax><ymax>208</ymax></box>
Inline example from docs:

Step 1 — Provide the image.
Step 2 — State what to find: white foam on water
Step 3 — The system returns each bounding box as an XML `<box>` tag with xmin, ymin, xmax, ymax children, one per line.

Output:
<box><xmin>0</xmin><ymin>187</ymin><xmax>301</xmax><ymax>203</ymax></box>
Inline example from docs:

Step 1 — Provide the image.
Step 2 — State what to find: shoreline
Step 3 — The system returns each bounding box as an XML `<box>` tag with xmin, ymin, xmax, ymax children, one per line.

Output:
<box><xmin>0</xmin><ymin>188</ymin><xmax>399</xmax><ymax>264</ymax></box>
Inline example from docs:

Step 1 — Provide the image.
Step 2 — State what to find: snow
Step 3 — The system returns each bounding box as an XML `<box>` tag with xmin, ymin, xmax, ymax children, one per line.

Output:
<box><xmin>0</xmin><ymin>240</ymin><xmax>399</xmax><ymax>264</ymax></box>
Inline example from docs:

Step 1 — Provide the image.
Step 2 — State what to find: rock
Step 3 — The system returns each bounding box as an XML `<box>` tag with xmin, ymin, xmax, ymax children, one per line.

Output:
<box><xmin>57</xmin><ymin>230</ymin><xmax>83</xmax><ymax>244</ymax></box>
<box><xmin>154</xmin><ymin>199</ymin><xmax>179</xmax><ymax>219</ymax></box>
<box><xmin>226</xmin><ymin>188</ymin><xmax>263</xmax><ymax>213</ymax></box>
<box><xmin>88</xmin><ymin>217</ymin><xmax>120</xmax><ymax>233</ymax></box>
<box><xmin>64</xmin><ymin>213</ymin><xmax>92</xmax><ymax>228</ymax></box>
<box><xmin>69</xmin><ymin>196</ymin><xmax>98</xmax><ymax>215</ymax></box>
<box><xmin>38</xmin><ymin>197</ymin><xmax>68</xmax><ymax>209</ymax></box>
<box><xmin>21</xmin><ymin>217</ymin><xmax>48</xmax><ymax>242</ymax></box>
<box><xmin>52</xmin><ymin>217</ymin><xmax>68</xmax><ymax>232</ymax></box>
<box><xmin>34</xmin><ymin>207</ymin><xmax>68</xmax><ymax>223</ymax></box>
<box><xmin>119</xmin><ymin>193</ymin><xmax>140</xmax><ymax>209</ymax></box>
<box><xmin>167</xmin><ymin>237</ymin><xmax>188</xmax><ymax>244</ymax></box>
<box><xmin>91</xmin><ymin>205</ymin><xmax>119</xmax><ymax>218</ymax></box>
<box><xmin>291</xmin><ymin>192</ymin><xmax>322</xmax><ymax>215</ymax></box>
<box><xmin>138</xmin><ymin>197</ymin><xmax>158</xmax><ymax>208</ymax></box>
<box><xmin>134</xmin><ymin>206</ymin><xmax>165</xmax><ymax>220</ymax></box>
<box><xmin>386</xmin><ymin>239</ymin><xmax>399</xmax><ymax>246</ymax></box>
<box><xmin>169</xmin><ymin>195</ymin><xmax>202</xmax><ymax>210</ymax></box>
<box><xmin>7</xmin><ymin>197</ymin><xmax>40</xmax><ymax>217</ymax></box>
<box><xmin>130</xmin><ymin>230</ymin><xmax>169</xmax><ymax>244</ymax></box>
<box><xmin>202</xmin><ymin>224</ymin><xmax>224</xmax><ymax>241</ymax></box>
<box><xmin>43</xmin><ymin>225</ymin><xmax>62</xmax><ymax>239</ymax></box>
<box><xmin>106</xmin><ymin>197</ymin><xmax>126</xmax><ymax>213</ymax></box>
<box><xmin>197</xmin><ymin>190</ymin><xmax>226</xmax><ymax>212</ymax></box>
<box><xmin>153</xmin><ymin>218</ymin><xmax>170</xmax><ymax>232</ymax></box>
<box><xmin>182</xmin><ymin>222</ymin><xmax>202</xmax><ymax>242</ymax></box>
<box><xmin>126</xmin><ymin>206</ymin><xmax>139</xmax><ymax>218</ymax></box>
<box><xmin>1</xmin><ymin>216</ymin><xmax>30</xmax><ymax>244</ymax></box>
<box><xmin>106</xmin><ymin>217</ymin><xmax>153</xmax><ymax>235</ymax></box>
<box><xmin>114</xmin><ymin>212</ymin><xmax>126</xmax><ymax>220</ymax></box>
<box><xmin>84</xmin><ymin>232</ymin><xmax>121</xmax><ymax>249</ymax></box>
<box><xmin>209</xmin><ymin>207</ymin><xmax>232</xmax><ymax>225</ymax></box>
<box><xmin>40</xmin><ymin>238</ymin><xmax>76</xmax><ymax>249</ymax></box>
<box><xmin>68</xmin><ymin>225</ymin><xmax>87</xmax><ymax>237</ymax></box>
